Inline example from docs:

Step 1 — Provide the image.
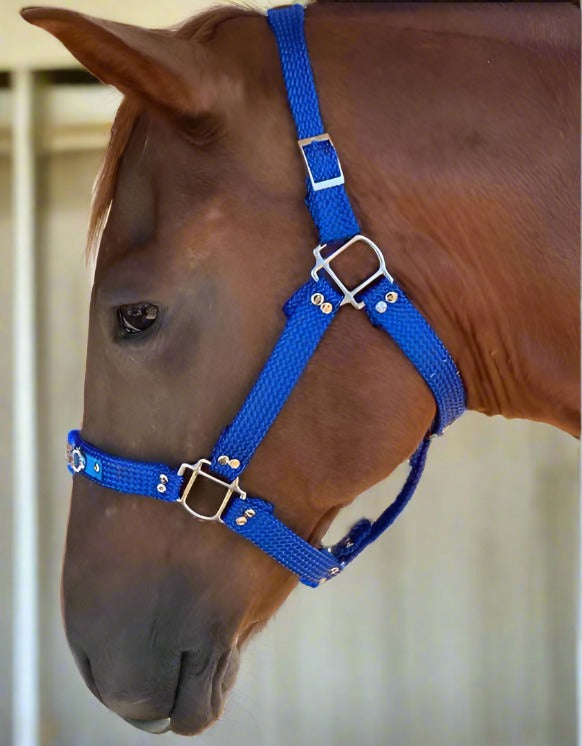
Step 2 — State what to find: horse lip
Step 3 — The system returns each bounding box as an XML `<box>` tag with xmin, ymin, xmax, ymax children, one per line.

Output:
<box><xmin>123</xmin><ymin>717</ymin><xmax>171</xmax><ymax>734</ymax></box>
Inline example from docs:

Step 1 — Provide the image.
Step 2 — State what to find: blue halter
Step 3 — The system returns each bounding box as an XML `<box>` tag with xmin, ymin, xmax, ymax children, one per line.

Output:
<box><xmin>66</xmin><ymin>4</ymin><xmax>465</xmax><ymax>588</ymax></box>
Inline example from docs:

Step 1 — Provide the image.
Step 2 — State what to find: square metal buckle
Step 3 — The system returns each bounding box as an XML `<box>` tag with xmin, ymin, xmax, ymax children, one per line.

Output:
<box><xmin>311</xmin><ymin>234</ymin><xmax>393</xmax><ymax>310</ymax></box>
<box><xmin>297</xmin><ymin>133</ymin><xmax>345</xmax><ymax>191</ymax></box>
<box><xmin>177</xmin><ymin>459</ymin><xmax>245</xmax><ymax>522</ymax></box>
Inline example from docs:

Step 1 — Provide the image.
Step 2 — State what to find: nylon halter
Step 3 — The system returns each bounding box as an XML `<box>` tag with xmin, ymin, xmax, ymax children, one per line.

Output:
<box><xmin>66</xmin><ymin>4</ymin><xmax>465</xmax><ymax>588</ymax></box>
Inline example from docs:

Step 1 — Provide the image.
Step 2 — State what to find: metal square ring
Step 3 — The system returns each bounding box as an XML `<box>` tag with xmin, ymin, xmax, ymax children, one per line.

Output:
<box><xmin>177</xmin><ymin>459</ymin><xmax>246</xmax><ymax>522</ymax></box>
<box><xmin>311</xmin><ymin>234</ymin><xmax>394</xmax><ymax>310</ymax></box>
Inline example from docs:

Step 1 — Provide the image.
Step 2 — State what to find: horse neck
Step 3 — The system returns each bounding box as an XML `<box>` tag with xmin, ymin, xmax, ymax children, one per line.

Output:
<box><xmin>304</xmin><ymin>3</ymin><xmax>580</xmax><ymax>435</ymax></box>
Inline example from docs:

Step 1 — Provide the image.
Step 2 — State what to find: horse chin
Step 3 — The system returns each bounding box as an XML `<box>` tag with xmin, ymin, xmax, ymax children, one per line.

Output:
<box><xmin>121</xmin><ymin>646</ymin><xmax>241</xmax><ymax>737</ymax></box>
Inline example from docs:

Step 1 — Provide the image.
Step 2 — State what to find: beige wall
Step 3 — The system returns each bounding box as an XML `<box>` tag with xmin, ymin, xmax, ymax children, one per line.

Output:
<box><xmin>1</xmin><ymin>3</ymin><xmax>579</xmax><ymax>745</ymax></box>
<box><xmin>1</xmin><ymin>153</ymin><xmax>14</xmax><ymax>744</ymax></box>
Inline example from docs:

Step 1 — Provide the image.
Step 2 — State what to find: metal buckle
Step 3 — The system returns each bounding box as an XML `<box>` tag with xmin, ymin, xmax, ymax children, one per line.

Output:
<box><xmin>311</xmin><ymin>234</ymin><xmax>393</xmax><ymax>310</ymax></box>
<box><xmin>67</xmin><ymin>445</ymin><xmax>86</xmax><ymax>473</ymax></box>
<box><xmin>177</xmin><ymin>459</ymin><xmax>245</xmax><ymax>523</ymax></box>
<box><xmin>297</xmin><ymin>133</ymin><xmax>345</xmax><ymax>191</ymax></box>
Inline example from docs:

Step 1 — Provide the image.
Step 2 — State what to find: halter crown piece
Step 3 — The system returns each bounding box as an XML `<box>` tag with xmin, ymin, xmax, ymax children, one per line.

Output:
<box><xmin>66</xmin><ymin>5</ymin><xmax>465</xmax><ymax>588</ymax></box>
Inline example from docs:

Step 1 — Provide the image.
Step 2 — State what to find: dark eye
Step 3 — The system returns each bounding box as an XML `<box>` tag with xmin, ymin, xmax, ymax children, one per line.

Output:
<box><xmin>117</xmin><ymin>302</ymin><xmax>158</xmax><ymax>336</ymax></box>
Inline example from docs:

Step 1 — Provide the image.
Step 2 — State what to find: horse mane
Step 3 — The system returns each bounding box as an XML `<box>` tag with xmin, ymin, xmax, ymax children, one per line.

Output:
<box><xmin>86</xmin><ymin>4</ymin><xmax>256</xmax><ymax>261</ymax></box>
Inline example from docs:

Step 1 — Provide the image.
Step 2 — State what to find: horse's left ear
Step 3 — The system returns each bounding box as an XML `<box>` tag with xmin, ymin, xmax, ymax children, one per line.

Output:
<box><xmin>20</xmin><ymin>7</ymin><xmax>224</xmax><ymax>121</ymax></box>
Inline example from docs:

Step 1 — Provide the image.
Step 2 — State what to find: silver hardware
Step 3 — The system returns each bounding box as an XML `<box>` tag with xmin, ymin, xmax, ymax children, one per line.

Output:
<box><xmin>218</xmin><ymin>455</ymin><xmax>240</xmax><ymax>470</ymax></box>
<box><xmin>244</xmin><ymin>508</ymin><xmax>256</xmax><ymax>518</ymax></box>
<box><xmin>93</xmin><ymin>463</ymin><xmax>100</xmax><ymax>473</ymax></box>
<box><xmin>297</xmin><ymin>133</ymin><xmax>345</xmax><ymax>191</ymax></box>
<box><xmin>375</xmin><ymin>301</ymin><xmax>387</xmax><ymax>314</ymax></box>
<box><xmin>320</xmin><ymin>302</ymin><xmax>333</xmax><ymax>315</ymax></box>
<box><xmin>311</xmin><ymin>292</ymin><xmax>324</xmax><ymax>306</ymax></box>
<box><xmin>311</xmin><ymin>234</ymin><xmax>394</xmax><ymax>310</ymax></box>
<box><xmin>157</xmin><ymin>484</ymin><xmax>167</xmax><ymax>494</ymax></box>
<box><xmin>235</xmin><ymin>516</ymin><xmax>247</xmax><ymax>526</ymax></box>
<box><xmin>177</xmin><ymin>459</ymin><xmax>246</xmax><ymax>522</ymax></box>
<box><xmin>385</xmin><ymin>291</ymin><xmax>398</xmax><ymax>303</ymax></box>
<box><xmin>329</xmin><ymin>567</ymin><xmax>340</xmax><ymax>576</ymax></box>
<box><xmin>159</xmin><ymin>474</ymin><xmax>168</xmax><ymax>484</ymax></box>
<box><xmin>68</xmin><ymin>446</ymin><xmax>86</xmax><ymax>473</ymax></box>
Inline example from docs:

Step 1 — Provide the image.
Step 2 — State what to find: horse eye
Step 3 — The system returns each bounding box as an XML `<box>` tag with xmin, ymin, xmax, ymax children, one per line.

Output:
<box><xmin>117</xmin><ymin>303</ymin><xmax>158</xmax><ymax>336</ymax></box>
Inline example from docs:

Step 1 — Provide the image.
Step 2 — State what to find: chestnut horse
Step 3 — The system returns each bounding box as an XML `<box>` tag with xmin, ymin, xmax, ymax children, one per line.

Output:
<box><xmin>23</xmin><ymin>1</ymin><xmax>579</xmax><ymax>736</ymax></box>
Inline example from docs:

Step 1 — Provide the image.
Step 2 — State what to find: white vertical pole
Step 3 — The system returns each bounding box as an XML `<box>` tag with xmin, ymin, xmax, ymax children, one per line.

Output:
<box><xmin>11</xmin><ymin>68</ymin><xmax>40</xmax><ymax>746</ymax></box>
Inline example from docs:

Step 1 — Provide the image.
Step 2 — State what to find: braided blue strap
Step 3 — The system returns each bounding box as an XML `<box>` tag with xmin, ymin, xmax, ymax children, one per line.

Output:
<box><xmin>210</xmin><ymin>277</ymin><xmax>342</xmax><ymax>480</ymax></box>
<box><xmin>267</xmin><ymin>5</ymin><xmax>360</xmax><ymax>243</ymax></box>
<box><xmin>361</xmin><ymin>278</ymin><xmax>465</xmax><ymax>433</ymax></box>
<box><xmin>67</xmin><ymin>430</ymin><xmax>343</xmax><ymax>587</ymax></box>
<box><xmin>67</xmin><ymin>430</ymin><xmax>181</xmax><ymax>502</ymax></box>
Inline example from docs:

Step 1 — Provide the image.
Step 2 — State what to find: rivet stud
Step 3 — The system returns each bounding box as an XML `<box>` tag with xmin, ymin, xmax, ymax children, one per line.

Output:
<box><xmin>228</xmin><ymin>458</ymin><xmax>241</xmax><ymax>469</ymax></box>
<box><xmin>311</xmin><ymin>292</ymin><xmax>324</xmax><ymax>306</ymax></box>
<box><xmin>157</xmin><ymin>484</ymin><xmax>167</xmax><ymax>494</ymax></box>
<box><xmin>94</xmin><ymin>463</ymin><xmax>100</xmax><ymax>473</ymax></box>
<box><xmin>218</xmin><ymin>455</ymin><xmax>229</xmax><ymax>466</ymax></box>
<box><xmin>320</xmin><ymin>302</ymin><xmax>333</xmax><ymax>315</ymax></box>
<box><xmin>385</xmin><ymin>291</ymin><xmax>398</xmax><ymax>303</ymax></box>
<box><xmin>375</xmin><ymin>301</ymin><xmax>387</xmax><ymax>314</ymax></box>
<box><xmin>235</xmin><ymin>516</ymin><xmax>247</xmax><ymax>526</ymax></box>
<box><xmin>244</xmin><ymin>508</ymin><xmax>256</xmax><ymax>519</ymax></box>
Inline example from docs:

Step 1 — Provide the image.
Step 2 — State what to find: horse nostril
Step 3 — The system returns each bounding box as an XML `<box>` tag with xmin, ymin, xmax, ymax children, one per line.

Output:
<box><xmin>123</xmin><ymin>717</ymin><xmax>172</xmax><ymax>734</ymax></box>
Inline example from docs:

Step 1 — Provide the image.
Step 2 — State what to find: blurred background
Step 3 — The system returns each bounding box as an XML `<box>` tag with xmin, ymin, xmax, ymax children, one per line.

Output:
<box><xmin>0</xmin><ymin>1</ymin><xmax>579</xmax><ymax>745</ymax></box>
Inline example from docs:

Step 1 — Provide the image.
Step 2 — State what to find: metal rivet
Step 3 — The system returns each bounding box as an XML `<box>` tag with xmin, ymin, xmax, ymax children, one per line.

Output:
<box><xmin>218</xmin><ymin>455</ymin><xmax>229</xmax><ymax>466</ymax></box>
<box><xmin>159</xmin><ymin>474</ymin><xmax>168</xmax><ymax>484</ymax></box>
<box><xmin>385</xmin><ymin>291</ymin><xmax>398</xmax><ymax>303</ymax></box>
<box><xmin>311</xmin><ymin>292</ymin><xmax>324</xmax><ymax>306</ymax></box>
<box><xmin>244</xmin><ymin>508</ymin><xmax>256</xmax><ymax>518</ymax></box>
<box><xmin>329</xmin><ymin>567</ymin><xmax>340</xmax><ymax>576</ymax></box>
<box><xmin>94</xmin><ymin>463</ymin><xmax>100</xmax><ymax>473</ymax></box>
<box><xmin>228</xmin><ymin>458</ymin><xmax>241</xmax><ymax>469</ymax></box>
<box><xmin>235</xmin><ymin>516</ymin><xmax>247</xmax><ymax>526</ymax></box>
<box><xmin>375</xmin><ymin>300</ymin><xmax>387</xmax><ymax>314</ymax></box>
<box><xmin>320</xmin><ymin>302</ymin><xmax>333</xmax><ymax>315</ymax></box>
<box><xmin>157</xmin><ymin>484</ymin><xmax>167</xmax><ymax>494</ymax></box>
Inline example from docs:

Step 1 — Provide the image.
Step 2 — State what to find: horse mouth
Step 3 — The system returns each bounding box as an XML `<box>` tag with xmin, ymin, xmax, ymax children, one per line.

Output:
<box><xmin>122</xmin><ymin>646</ymin><xmax>241</xmax><ymax>736</ymax></box>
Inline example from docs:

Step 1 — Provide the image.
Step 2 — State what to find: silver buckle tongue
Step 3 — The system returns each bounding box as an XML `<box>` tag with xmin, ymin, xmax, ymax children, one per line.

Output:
<box><xmin>177</xmin><ymin>459</ymin><xmax>245</xmax><ymax>522</ymax></box>
<box><xmin>311</xmin><ymin>234</ymin><xmax>393</xmax><ymax>310</ymax></box>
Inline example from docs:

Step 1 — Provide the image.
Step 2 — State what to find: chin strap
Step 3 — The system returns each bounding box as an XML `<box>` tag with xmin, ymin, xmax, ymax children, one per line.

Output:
<box><xmin>66</xmin><ymin>4</ymin><xmax>465</xmax><ymax>588</ymax></box>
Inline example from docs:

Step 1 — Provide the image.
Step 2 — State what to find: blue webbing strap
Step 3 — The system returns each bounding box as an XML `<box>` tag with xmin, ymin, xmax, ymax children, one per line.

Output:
<box><xmin>67</xmin><ymin>429</ymin><xmax>342</xmax><ymax>587</ymax></box>
<box><xmin>363</xmin><ymin>278</ymin><xmax>465</xmax><ymax>434</ymax></box>
<box><xmin>210</xmin><ymin>277</ymin><xmax>342</xmax><ymax>480</ymax></box>
<box><xmin>267</xmin><ymin>4</ymin><xmax>360</xmax><ymax>243</ymax></box>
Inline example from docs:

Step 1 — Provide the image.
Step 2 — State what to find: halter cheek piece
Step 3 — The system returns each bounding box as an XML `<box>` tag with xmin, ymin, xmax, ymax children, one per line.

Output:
<box><xmin>66</xmin><ymin>5</ymin><xmax>465</xmax><ymax>588</ymax></box>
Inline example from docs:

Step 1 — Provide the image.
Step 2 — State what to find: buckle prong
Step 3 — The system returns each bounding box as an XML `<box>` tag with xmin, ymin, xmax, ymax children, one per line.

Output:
<box><xmin>177</xmin><ymin>459</ymin><xmax>245</xmax><ymax>523</ymax></box>
<box><xmin>311</xmin><ymin>234</ymin><xmax>393</xmax><ymax>310</ymax></box>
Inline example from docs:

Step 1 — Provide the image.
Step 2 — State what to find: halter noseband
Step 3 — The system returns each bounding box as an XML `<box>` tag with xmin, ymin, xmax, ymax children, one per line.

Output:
<box><xmin>66</xmin><ymin>4</ymin><xmax>465</xmax><ymax>588</ymax></box>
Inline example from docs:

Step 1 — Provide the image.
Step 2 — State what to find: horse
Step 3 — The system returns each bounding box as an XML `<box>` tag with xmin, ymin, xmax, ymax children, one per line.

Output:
<box><xmin>22</xmin><ymin>0</ymin><xmax>580</xmax><ymax>736</ymax></box>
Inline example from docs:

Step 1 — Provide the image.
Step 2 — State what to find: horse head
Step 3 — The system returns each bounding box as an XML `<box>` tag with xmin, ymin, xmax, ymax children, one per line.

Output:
<box><xmin>22</xmin><ymin>2</ymin><xmax>579</xmax><ymax>736</ymax></box>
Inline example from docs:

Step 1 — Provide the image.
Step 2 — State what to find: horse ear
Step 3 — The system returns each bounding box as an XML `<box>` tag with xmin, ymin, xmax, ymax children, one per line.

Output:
<box><xmin>20</xmin><ymin>7</ymin><xmax>217</xmax><ymax>119</ymax></box>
